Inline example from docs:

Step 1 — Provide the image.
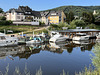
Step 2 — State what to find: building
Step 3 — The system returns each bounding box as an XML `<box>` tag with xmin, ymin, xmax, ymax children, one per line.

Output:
<box><xmin>6</xmin><ymin>6</ymin><xmax>41</xmax><ymax>22</ymax></box>
<box><xmin>40</xmin><ymin>11</ymin><xmax>49</xmax><ymax>25</ymax></box>
<box><xmin>93</xmin><ymin>10</ymin><xmax>99</xmax><ymax>15</ymax></box>
<box><xmin>41</xmin><ymin>11</ymin><xmax>66</xmax><ymax>25</ymax></box>
<box><xmin>47</xmin><ymin>11</ymin><xmax>66</xmax><ymax>24</ymax></box>
<box><xmin>0</xmin><ymin>13</ymin><xmax>6</xmax><ymax>17</ymax></box>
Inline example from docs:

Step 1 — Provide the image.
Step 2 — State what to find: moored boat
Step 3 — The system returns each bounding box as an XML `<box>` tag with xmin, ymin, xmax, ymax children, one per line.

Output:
<box><xmin>73</xmin><ymin>33</ymin><xmax>90</xmax><ymax>41</ymax></box>
<box><xmin>0</xmin><ymin>33</ymin><xmax>18</xmax><ymax>46</ymax></box>
<box><xmin>49</xmin><ymin>31</ymin><xmax>69</xmax><ymax>43</ymax></box>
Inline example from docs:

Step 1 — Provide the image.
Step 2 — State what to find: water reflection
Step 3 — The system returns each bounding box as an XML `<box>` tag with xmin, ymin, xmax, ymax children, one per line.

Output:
<box><xmin>0</xmin><ymin>39</ymin><xmax>96</xmax><ymax>60</ymax></box>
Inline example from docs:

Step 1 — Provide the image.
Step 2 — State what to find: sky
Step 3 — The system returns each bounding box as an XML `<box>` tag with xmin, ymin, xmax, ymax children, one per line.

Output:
<box><xmin>0</xmin><ymin>0</ymin><xmax>100</xmax><ymax>12</ymax></box>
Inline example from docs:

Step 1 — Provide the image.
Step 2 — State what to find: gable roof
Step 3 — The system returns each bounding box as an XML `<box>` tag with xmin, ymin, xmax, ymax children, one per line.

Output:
<box><xmin>40</xmin><ymin>11</ymin><xmax>62</xmax><ymax>18</ymax></box>
<box><xmin>7</xmin><ymin>6</ymin><xmax>41</xmax><ymax>17</ymax></box>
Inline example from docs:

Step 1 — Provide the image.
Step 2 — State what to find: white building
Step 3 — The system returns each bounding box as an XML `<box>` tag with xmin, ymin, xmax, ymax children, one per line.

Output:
<box><xmin>6</xmin><ymin>6</ymin><xmax>41</xmax><ymax>22</ymax></box>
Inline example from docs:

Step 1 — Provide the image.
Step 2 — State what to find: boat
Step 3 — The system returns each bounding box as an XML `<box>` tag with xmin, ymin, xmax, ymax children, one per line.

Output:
<box><xmin>73</xmin><ymin>40</ymin><xmax>90</xmax><ymax>45</ymax></box>
<box><xmin>73</xmin><ymin>33</ymin><xmax>90</xmax><ymax>41</ymax></box>
<box><xmin>49</xmin><ymin>31</ymin><xmax>69</xmax><ymax>43</ymax></box>
<box><xmin>26</xmin><ymin>36</ymin><xmax>44</xmax><ymax>44</ymax></box>
<box><xmin>0</xmin><ymin>33</ymin><xmax>18</xmax><ymax>46</ymax></box>
<box><xmin>96</xmin><ymin>33</ymin><xmax>100</xmax><ymax>39</ymax></box>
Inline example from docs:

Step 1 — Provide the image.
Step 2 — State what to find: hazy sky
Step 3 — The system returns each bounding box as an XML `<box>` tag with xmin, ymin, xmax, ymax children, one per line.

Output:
<box><xmin>0</xmin><ymin>0</ymin><xmax>100</xmax><ymax>11</ymax></box>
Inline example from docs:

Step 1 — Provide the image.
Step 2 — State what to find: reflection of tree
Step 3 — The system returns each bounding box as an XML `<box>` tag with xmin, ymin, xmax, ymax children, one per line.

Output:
<box><xmin>80</xmin><ymin>43</ymin><xmax>95</xmax><ymax>52</ymax></box>
<box><xmin>67</xmin><ymin>47</ymin><xmax>73</xmax><ymax>53</ymax></box>
<box><xmin>65</xmin><ymin>43</ymin><xmax>75</xmax><ymax>53</ymax></box>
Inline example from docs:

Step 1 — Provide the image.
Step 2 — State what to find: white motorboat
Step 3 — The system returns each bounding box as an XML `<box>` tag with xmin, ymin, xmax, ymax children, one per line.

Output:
<box><xmin>96</xmin><ymin>33</ymin><xmax>100</xmax><ymax>39</ymax></box>
<box><xmin>49</xmin><ymin>31</ymin><xmax>68</xmax><ymax>43</ymax></box>
<box><xmin>0</xmin><ymin>33</ymin><xmax>18</xmax><ymax>46</ymax></box>
<box><xmin>73</xmin><ymin>40</ymin><xmax>90</xmax><ymax>45</ymax></box>
<box><xmin>73</xmin><ymin>33</ymin><xmax>90</xmax><ymax>41</ymax></box>
<box><xmin>26</xmin><ymin>36</ymin><xmax>43</xmax><ymax>44</ymax></box>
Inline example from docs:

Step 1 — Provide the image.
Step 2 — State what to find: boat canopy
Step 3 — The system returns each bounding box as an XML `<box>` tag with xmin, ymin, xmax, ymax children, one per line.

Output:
<box><xmin>76</xmin><ymin>33</ymin><xmax>86</xmax><ymax>36</ymax></box>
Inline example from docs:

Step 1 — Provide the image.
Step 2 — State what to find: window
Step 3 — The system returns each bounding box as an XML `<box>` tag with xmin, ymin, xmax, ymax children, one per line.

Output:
<box><xmin>0</xmin><ymin>36</ymin><xmax>6</xmax><ymax>40</ymax></box>
<box><xmin>17</xmin><ymin>13</ymin><xmax>20</xmax><ymax>15</ymax></box>
<box><xmin>17</xmin><ymin>16</ymin><xmax>20</xmax><ymax>19</ymax></box>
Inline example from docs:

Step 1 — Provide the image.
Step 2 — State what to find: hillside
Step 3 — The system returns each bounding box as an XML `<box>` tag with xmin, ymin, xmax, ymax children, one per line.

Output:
<box><xmin>43</xmin><ymin>6</ymin><xmax>100</xmax><ymax>16</ymax></box>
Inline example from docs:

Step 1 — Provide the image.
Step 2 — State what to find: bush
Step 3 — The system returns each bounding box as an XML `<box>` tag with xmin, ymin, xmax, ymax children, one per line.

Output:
<box><xmin>86</xmin><ymin>24</ymin><xmax>96</xmax><ymax>29</ymax></box>
<box><xmin>58</xmin><ymin>22</ymin><xmax>69</xmax><ymax>29</ymax></box>
<box><xmin>69</xmin><ymin>23</ymin><xmax>76</xmax><ymax>29</ymax></box>
<box><xmin>39</xmin><ymin>21</ymin><xmax>45</xmax><ymax>25</ymax></box>
<box><xmin>0</xmin><ymin>20</ymin><xmax>12</xmax><ymax>25</ymax></box>
<box><xmin>0</xmin><ymin>16</ymin><xmax>6</xmax><ymax>20</ymax></box>
<box><xmin>70</xmin><ymin>20</ymin><xmax>86</xmax><ymax>27</ymax></box>
<box><xmin>50</xmin><ymin>24</ymin><xmax>59</xmax><ymax>30</ymax></box>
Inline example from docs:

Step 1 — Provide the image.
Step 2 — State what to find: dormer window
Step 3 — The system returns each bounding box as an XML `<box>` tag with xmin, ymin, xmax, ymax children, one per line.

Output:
<box><xmin>25</xmin><ymin>12</ymin><xmax>31</xmax><ymax>14</ymax></box>
<box><xmin>51</xmin><ymin>13</ymin><xmax>56</xmax><ymax>15</ymax></box>
<box><xmin>25</xmin><ymin>12</ymin><xmax>28</xmax><ymax>14</ymax></box>
<box><xmin>28</xmin><ymin>12</ymin><xmax>31</xmax><ymax>14</ymax></box>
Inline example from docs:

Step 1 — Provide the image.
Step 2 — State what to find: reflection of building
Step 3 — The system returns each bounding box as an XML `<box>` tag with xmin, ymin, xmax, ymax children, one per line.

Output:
<box><xmin>0</xmin><ymin>40</ymin><xmax>96</xmax><ymax>60</ymax></box>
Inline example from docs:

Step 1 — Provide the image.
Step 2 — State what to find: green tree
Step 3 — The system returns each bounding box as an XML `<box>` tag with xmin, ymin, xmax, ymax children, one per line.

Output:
<box><xmin>70</xmin><ymin>20</ymin><xmax>86</xmax><ymax>28</ymax></box>
<box><xmin>66</xmin><ymin>11</ymin><xmax>74</xmax><ymax>24</ymax></box>
<box><xmin>58</xmin><ymin>22</ymin><xmax>69</xmax><ymax>29</ymax></box>
<box><xmin>0</xmin><ymin>16</ymin><xmax>6</xmax><ymax>21</ymax></box>
<box><xmin>82</xmin><ymin>12</ymin><xmax>95</xmax><ymax>24</ymax></box>
<box><xmin>86</xmin><ymin>24</ymin><xmax>96</xmax><ymax>29</ymax></box>
<box><xmin>0</xmin><ymin>8</ymin><xmax>3</xmax><ymax>13</ymax></box>
<box><xmin>50</xmin><ymin>24</ymin><xmax>59</xmax><ymax>30</ymax></box>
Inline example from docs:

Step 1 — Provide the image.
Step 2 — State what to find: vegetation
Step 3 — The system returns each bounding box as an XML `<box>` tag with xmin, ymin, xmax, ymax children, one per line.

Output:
<box><xmin>82</xmin><ymin>12</ymin><xmax>95</xmax><ymax>24</ymax></box>
<box><xmin>0</xmin><ymin>25</ymin><xmax>40</xmax><ymax>34</ymax></box>
<box><xmin>39</xmin><ymin>21</ymin><xmax>45</xmax><ymax>25</ymax></box>
<box><xmin>43</xmin><ymin>6</ymin><xmax>100</xmax><ymax>16</ymax></box>
<box><xmin>0</xmin><ymin>16</ymin><xmax>13</xmax><ymax>25</ymax></box>
<box><xmin>0</xmin><ymin>8</ymin><xmax>3</xmax><ymax>13</ymax></box>
<box><xmin>49</xmin><ymin>22</ymin><xmax>69</xmax><ymax>30</ymax></box>
<box><xmin>76</xmin><ymin>43</ymin><xmax>100</xmax><ymax>75</ymax></box>
<box><xmin>70</xmin><ymin>20</ymin><xmax>86</xmax><ymax>28</ymax></box>
<box><xmin>0</xmin><ymin>64</ymin><xmax>42</xmax><ymax>75</ymax></box>
<box><xmin>86</xmin><ymin>24</ymin><xmax>96</xmax><ymax>29</ymax></box>
<box><xmin>65</xmin><ymin>11</ymin><xmax>74</xmax><ymax>24</ymax></box>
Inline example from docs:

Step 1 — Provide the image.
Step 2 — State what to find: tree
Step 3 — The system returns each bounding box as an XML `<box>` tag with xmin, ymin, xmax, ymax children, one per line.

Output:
<box><xmin>58</xmin><ymin>22</ymin><xmax>69</xmax><ymax>29</ymax></box>
<box><xmin>0</xmin><ymin>16</ymin><xmax>6</xmax><ymax>21</ymax></box>
<box><xmin>70</xmin><ymin>20</ymin><xmax>86</xmax><ymax>28</ymax></box>
<box><xmin>65</xmin><ymin>11</ymin><xmax>74</xmax><ymax>24</ymax></box>
<box><xmin>0</xmin><ymin>8</ymin><xmax>3</xmax><ymax>13</ymax></box>
<box><xmin>82</xmin><ymin>12</ymin><xmax>95</xmax><ymax>24</ymax></box>
<box><xmin>86</xmin><ymin>24</ymin><xmax>96</xmax><ymax>29</ymax></box>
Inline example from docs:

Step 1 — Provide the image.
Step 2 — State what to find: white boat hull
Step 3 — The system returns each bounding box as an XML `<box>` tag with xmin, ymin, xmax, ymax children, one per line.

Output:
<box><xmin>73</xmin><ymin>36</ymin><xmax>89</xmax><ymax>41</ymax></box>
<box><xmin>26</xmin><ymin>40</ymin><xmax>43</xmax><ymax>44</ymax></box>
<box><xmin>0</xmin><ymin>39</ymin><xmax>18</xmax><ymax>47</ymax></box>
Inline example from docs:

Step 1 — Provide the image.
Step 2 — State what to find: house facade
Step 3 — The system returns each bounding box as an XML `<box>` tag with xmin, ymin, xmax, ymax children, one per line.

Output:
<box><xmin>40</xmin><ymin>11</ymin><xmax>49</xmax><ymax>25</ymax></box>
<box><xmin>41</xmin><ymin>11</ymin><xmax>66</xmax><ymax>25</ymax></box>
<box><xmin>6</xmin><ymin>6</ymin><xmax>41</xmax><ymax>22</ymax></box>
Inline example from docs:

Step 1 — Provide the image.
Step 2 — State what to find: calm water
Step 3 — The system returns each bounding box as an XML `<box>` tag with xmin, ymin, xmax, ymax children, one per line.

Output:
<box><xmin>0</xmin><ymin>39</ymin><xmax>96</xmax><ymax>75</ymax></box>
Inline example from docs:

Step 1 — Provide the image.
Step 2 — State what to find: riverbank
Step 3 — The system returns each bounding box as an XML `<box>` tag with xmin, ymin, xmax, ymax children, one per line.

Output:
<box><xmin>0</xmin><ymin>25</ymin><xmax>49</xmax><ymax>35</ymax></box>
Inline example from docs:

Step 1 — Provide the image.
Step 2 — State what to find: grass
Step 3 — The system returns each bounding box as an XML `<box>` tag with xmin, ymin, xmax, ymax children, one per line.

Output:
<box><xmin>0</xmin><ymin>25</ymin><xmax>43</xmax><ymax>34</ymax></box>
<box><xmin>0</xmin><ymin>64</ymin><xmax>70</xmax><ymax>75</ymax></box>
